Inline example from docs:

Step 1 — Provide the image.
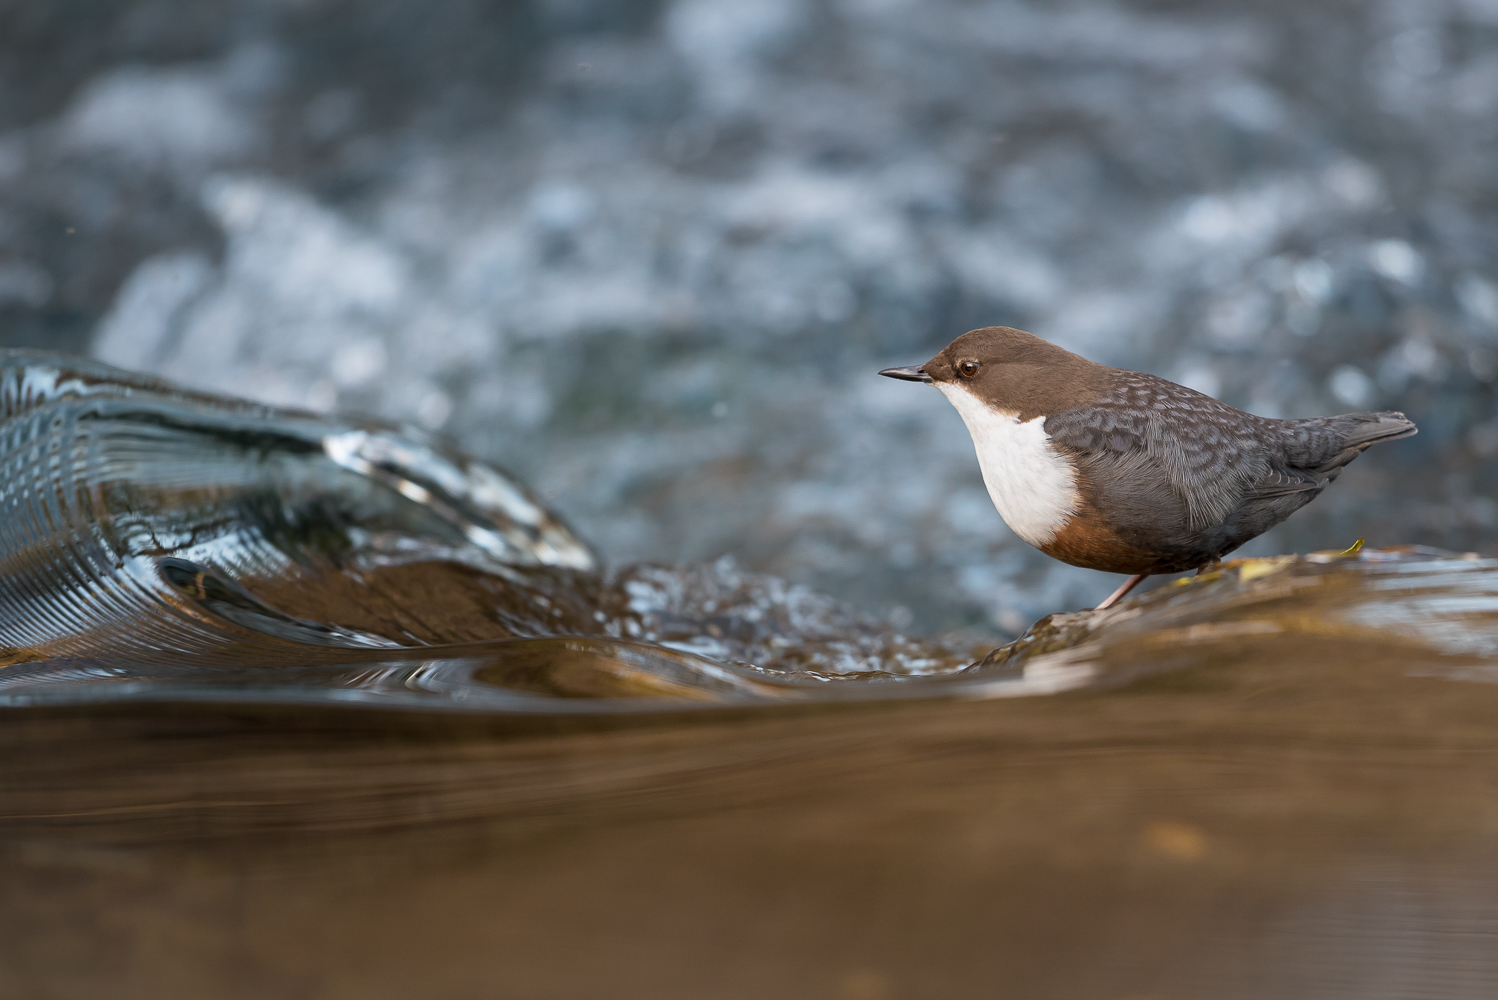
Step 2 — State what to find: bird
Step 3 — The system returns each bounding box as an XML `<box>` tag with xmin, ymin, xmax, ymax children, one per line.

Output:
<box><xmin>879</xmin><ymin>326</ymin><xmax>1417</xmax><ymax>610</ymax></box>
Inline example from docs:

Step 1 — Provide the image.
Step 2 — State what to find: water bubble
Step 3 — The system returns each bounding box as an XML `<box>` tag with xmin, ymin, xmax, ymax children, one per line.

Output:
<box><xmin>1456</xmin><ymin>275</ymin><xmax>1498</xmax><ymax>328</ymax></box>
<box><xmin>1181</xmin><ymin>196</ymin><xmax>1237</xmax><ymax>243</ymax></box>
<box><xmin>1293</xmin><ymin>259</ymin><xmax>1335</xmax><ymax>303</ymax></box>
<box><xmin>1210</xmin><ymin>81</ymin><xmax>1286</xmax><ymax>133</ymax></box>
<box><xmin>1379</xmin><ymin>336</ymin><xmax>1445</xmax><ymax>391</ymax></box>
<box><xmin>1323</xmin><ymin>160</ymin><xmax>1383</xmax><ymax>207</ymax></box>
<box><xmin>1328</xmin><ymin>365</ymin><xmax>1374</xmax><ymax>407</ymax></box>
<box><xmin>1175</xmin><ymin>362</ymin><xmax>1221</xmax><ymax>399</ymax></box>
<box><xmin>60</xmin><ymin>65</ymin><xmax>256</xmax><ymax>172</ymax></box>
<box><xmin>415</xmin><ymin>390</ymin><xmax>453</xmax><ymax>429</ymax></box>
<box><xmin>529</xmin><ymin>182</ymin><xmax>596</xmax><ymax>231</ymax></box>
<box><xmin>1391</xmin><ymin>27</ymin><xmax>1442</xmax><ymax>78</ymax></box>
<box><xmin>1370</xmin><ymin>240</ymin><xmax>1424</xmax><ymax>285</ymax></box>
<box><xmin>1399</xmin><ymin>337</ymin><xmax>1443</xmax><ymax>378</ymax></box>
<box><xmin>1206</xmin><ymin>288</ymin><xmax>1271</xmax><ymax>345</ymax></box>
<box><xmin>331</xmin><ymin>339</ymin><xmax>388</xmax><ymax>388</ymax></box>
<box><xmin>1469</xmin><ymin>347</ymin><xmax>1498</xmax><ymax>382</ymax></box>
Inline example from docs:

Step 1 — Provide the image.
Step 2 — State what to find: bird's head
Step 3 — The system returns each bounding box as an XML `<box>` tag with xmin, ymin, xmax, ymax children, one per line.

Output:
<box><xmin>879</xmin><ymin>326</ymin><xmax>1101</xmax><ymax>418</ymax></box>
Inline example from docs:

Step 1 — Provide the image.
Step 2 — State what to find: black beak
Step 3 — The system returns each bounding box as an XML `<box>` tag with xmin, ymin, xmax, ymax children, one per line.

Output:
<box><xmin>878</xmin><ymin>366</ymin><xmax>933</xmax><ymax>383</ymax></box>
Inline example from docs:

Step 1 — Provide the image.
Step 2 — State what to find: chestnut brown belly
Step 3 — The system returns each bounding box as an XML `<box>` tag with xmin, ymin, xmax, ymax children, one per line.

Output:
<box><xmin>1038</xmin><ymin>514</ymin><xmax>1203</xmax><ymax>576</ymax></box>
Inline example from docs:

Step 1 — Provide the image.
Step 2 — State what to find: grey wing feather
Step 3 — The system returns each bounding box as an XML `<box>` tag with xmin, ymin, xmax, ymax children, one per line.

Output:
<box><xmin>1045</xmin><ymin>403</ymin><xmax>1267</xmax><ymax>530</ymax></box>
<box><xmin>1140</xmin><ymin>410</ymin><xmax>1263</xmax><ymax>526</ymax></box>
<box><xmin>1242</xmin><ymin>466</ymin><xmax>1323</xmax><ymax>499</ymax></box>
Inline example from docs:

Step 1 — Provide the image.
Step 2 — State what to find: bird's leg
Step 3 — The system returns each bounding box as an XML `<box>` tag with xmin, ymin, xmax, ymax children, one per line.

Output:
<box><xmin>1196</xmin><ymin>560</ymin><xmax>1221</xmax><ymax>576</ymax></box>
<box><xmin>1095</xmin><ymin>573</ymin><xmax>1146</xmax><ymax>610</ymax></box>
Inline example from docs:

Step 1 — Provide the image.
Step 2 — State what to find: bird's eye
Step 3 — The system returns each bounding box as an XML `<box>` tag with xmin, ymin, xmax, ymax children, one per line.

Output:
<box><xmin>958</xmin><ymin>361</ymin><xmax>979</xmax><ymax>378</ymax></box>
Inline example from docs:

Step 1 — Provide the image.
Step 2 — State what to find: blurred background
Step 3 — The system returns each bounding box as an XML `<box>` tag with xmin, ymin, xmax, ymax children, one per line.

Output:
<box><xmin>0</xmin><ymin>0</ymin><xmax>1494</xmax><ymax>633</ymax></box>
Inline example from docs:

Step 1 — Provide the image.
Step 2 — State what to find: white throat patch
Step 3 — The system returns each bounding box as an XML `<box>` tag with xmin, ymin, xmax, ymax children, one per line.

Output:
<box><xmin>936</xmin><ymin>383</ymin><xmax>1079</xmax><ymax>547</ymax></box>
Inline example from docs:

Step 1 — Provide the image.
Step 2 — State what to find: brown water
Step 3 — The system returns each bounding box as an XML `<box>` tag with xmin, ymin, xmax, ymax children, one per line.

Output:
<box><xmin>5</xmin><ymin>353</ymin><xmax>1498</xmax><ymax>998</ymax></box>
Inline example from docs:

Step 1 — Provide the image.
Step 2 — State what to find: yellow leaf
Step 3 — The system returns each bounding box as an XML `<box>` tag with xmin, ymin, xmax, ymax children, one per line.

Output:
<box><xmin>1237</xmin><ymin>556</ymin><xmax>1294</xmax><ymax>583</ymax></box>
<box><xmin>1306</xmin><ymin>537</ymin><xmax>1367</xmax><ymax>562</ymax></box>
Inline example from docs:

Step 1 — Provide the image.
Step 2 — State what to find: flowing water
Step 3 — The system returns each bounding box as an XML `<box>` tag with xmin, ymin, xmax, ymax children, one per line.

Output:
<box><xmin>5</xmin><ymin>352</ymin><xmax>1498</xmax><ymax>998</ymax></box>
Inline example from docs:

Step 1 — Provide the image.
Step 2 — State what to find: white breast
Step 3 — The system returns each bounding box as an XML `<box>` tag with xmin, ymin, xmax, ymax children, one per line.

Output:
<box><xmin>936</xmin><ymin>383</ymin><xmax>1079</xmax><ymax>547</ymax></box>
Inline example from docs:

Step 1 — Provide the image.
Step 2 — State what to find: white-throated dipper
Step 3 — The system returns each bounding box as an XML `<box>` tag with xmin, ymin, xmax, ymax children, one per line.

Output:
<box><xmin>880</xmin><ymin>326</ymin><xmax>1417</xmax><ymax>609</ymax></box>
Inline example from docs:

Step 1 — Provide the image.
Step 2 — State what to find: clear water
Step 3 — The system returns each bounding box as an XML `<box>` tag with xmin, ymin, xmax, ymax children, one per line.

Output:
<box><xmin>6</xmin><ymin>354</ymin><xmax>1498</xmax><ymax>997</ymax></box>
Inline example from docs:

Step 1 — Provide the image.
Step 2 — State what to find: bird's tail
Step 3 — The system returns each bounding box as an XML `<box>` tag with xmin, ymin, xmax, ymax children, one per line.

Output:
<box><xmin>1298</xmin><ymin>411</ymin><xmax>1417</xmax><ymax>474</ymax></box>
<box><xmin>1328</xmin><ymin>410</ymin><xmax>1418</xmax><ymax>448</ymax></box>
